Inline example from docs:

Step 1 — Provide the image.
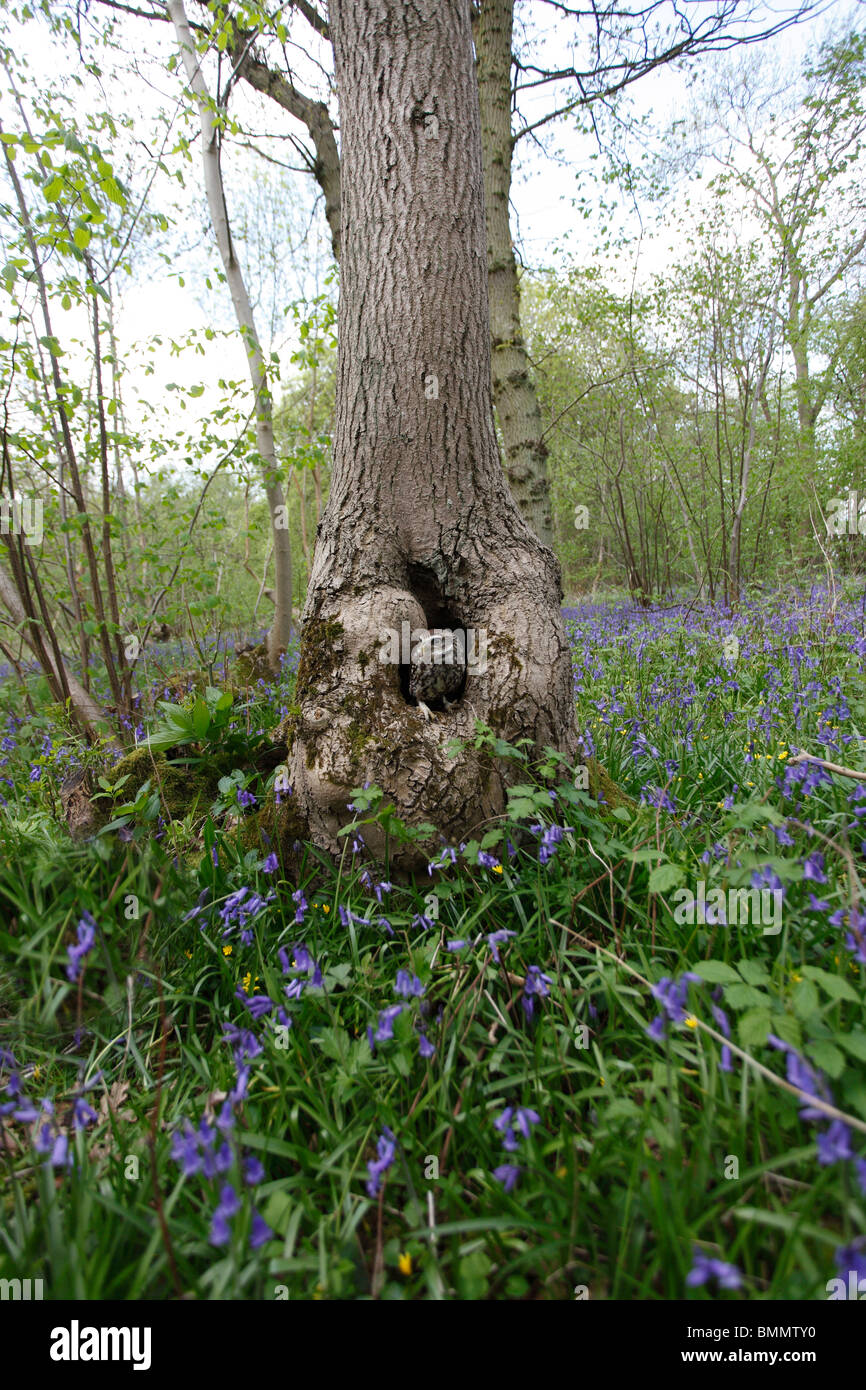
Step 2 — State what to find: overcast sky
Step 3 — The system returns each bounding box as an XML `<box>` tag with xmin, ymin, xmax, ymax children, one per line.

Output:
<box><xmin>1</xmin><ymin>0</ymin><xmax>863</xmax><ymax>452</ymax></box>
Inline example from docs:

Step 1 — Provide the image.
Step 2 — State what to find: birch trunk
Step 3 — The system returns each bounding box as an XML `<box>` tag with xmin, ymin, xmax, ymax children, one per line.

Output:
<box><xmin>476</xmin><ymin>0</ymin><xmax>554</xmax><ymax>549</ymax></box>
<box><xmin>0</xmin><ymin>564</ymin><xmax>105</xmax><ymax>734</ymax></box>
<box><xmin>168</xmin><ymin>0</ymin><xmax>293</xmax><ymax>668</ymax></box>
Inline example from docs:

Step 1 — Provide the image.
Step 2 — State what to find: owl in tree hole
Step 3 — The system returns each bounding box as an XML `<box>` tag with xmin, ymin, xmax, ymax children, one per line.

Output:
<box><xmin>409</xmin><ymin>630</ymin><xmax>465</xmax><ymax>719</ymax></box>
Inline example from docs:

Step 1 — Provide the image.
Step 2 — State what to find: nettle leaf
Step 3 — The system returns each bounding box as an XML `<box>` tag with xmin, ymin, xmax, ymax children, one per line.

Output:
<box><xmin>772</xmin><ymin>1013</ymin><xmax>801</xmax><ymax>1049</ymax></box>
<box><xmin>693</xmin><ymin>960</ymin><xmax>740</xmax><ymax>984</ymax></box>
<box><xmin>737</xmin><ymin>1007</ymin><xmax>772</xmax><ymax>1049</ymax></box>
<box><xmin>479</xmin><ymin>829</ymin><xmax>504</xmax><ymax>850</ymax></box>
<box><xmin>724</xmin><ymin>983</ymin><xmax>772</xmax><ymax>1011</ymax></box>
<box><xmin>805</xmin><ymin>1041</ymin><xmax>846</xmax><ymax>1079</ymax></box>
<box><xmin>737</xmin><ymin>959</ymin><xmax>770</xmax><ymax>986</ymax></box>
<box><xmin>838</xmin><ymin>1032</ymin><xmax>866</xmax><ymax>1062</ymax></box>
<box><xmin>801</xmin><ymin>966</ymin><xmax>859</xmax><ymax>1003</ymax></box>
<box><xmin>791</xmin><ymin>979</ymin><xmax>821</xmax><ymax>1020</ymax></box>
<box><xmin>648</xmin><ymin>863</ymin><xmax>685</xmax><ymax>893</ymax></box>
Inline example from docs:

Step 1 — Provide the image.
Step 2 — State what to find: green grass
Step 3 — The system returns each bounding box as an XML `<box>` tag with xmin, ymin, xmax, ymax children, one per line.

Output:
<box><xmin>1</xmin><ymin>595</ymin><xmax>865</xmax><ymax>1300</ymax></box>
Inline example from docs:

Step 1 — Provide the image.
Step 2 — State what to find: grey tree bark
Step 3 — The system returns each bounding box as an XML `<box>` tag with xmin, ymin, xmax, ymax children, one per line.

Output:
<box><xmin>237</xmin><ymin>0</ymin><xmax>555</xmax><ymax>550</ymax></box>
<box><xmin>287</xmin><ymin>0</ymin><xmax>575</xmax><ymax>871</ymax></box>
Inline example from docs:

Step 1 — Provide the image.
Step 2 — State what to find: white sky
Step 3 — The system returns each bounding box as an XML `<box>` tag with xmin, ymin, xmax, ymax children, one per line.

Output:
<box><xmin>1</xmin><ymin>0</ymin><xmax>863</xmax><ymax>455</ymax></box>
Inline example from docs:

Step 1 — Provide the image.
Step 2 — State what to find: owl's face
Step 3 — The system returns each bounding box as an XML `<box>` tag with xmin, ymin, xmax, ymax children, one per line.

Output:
<box><xmin>413</xmin><ymin>631</ymin><xmax>458</xmax><ymax>666</ymax></box>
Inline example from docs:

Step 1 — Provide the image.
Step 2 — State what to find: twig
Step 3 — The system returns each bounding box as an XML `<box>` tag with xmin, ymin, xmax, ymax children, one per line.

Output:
<box><xmin>558</xmin><ymin>921</ymin><xmax>866</xmax><ymax>1137</ymax></box>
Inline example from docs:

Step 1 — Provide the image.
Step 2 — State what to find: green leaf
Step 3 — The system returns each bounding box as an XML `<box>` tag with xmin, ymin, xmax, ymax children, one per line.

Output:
<box><xmin>458</xmin><ymin>1250</ymin><xmax>491</xmax><ymax>1300</ymax></box>
<box><xmin>791</xmin><ymin>979</ymin><xmax>820</xmax><ymax>1020</ymax></box>
<box><xmin>838</xmin><ymin>1032</ymin><xmax>866</xmax><ymax>1062</ymax></box>
<box><xmin>736</xmin><ymin>959</ymin><xmax>770</xmax><ymax>986</ymax></box>
<box><xmin>772</xmin><ymin>1013</ymin><xmax>801</xmax><ymax>1049</ymax></box>
<box><xmin>190</xmin><ymin>697</ymin><xmax>210</xmax><ymax>739</ymax></box>
<box><xmin>801</xmin><ymin>967</ymin><xmax>859</xmax><ymax>1003</ymax></box>
<box><xmin>724</xmin><ymin>983</ymin><xmax>772</xmax><ymax>1010</ymax></box>
<box><xmin>693</xmin><ymin>960</ymin><xmax>740</xmax><ymax>984</ymax></box>
<box><xmin>738</xmin><ymin>1007</ymin><xmax>773</xmax><ymax>1049</ymax></box>
<box><xmin>805</xmin><ymin>1041</ymin><xmax>846</xmax><ymax>1079</ymax></box>
<box><xmin>73</xmin><ymin>224</ymin><xmax>91</xmax><ymax>250</ymax></box>
<box><xmin>648</xmin><ymin>863</ymin><xmax>685</xmax><ymax>893</ymax></box>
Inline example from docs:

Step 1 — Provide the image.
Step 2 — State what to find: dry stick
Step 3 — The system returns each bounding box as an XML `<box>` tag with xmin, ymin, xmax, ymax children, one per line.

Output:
<box><xmin>148</xmin><ymin>977</ymin><xmax>183</xmax><ymax>1298</ymax></box>
<box><xmin>372</xmin><ymin>1188</ymin><xmax>385</xmax><ymax>1299</ymax></box>
<box><xmin>787</xmin><ymin>751</ymin><xmax>866</xmax><ymax>781</ymax></box>
<box><xmin>558</xmin><ymin>921</ymin><xmax>866</xmax><ymax>1137</ymax></box>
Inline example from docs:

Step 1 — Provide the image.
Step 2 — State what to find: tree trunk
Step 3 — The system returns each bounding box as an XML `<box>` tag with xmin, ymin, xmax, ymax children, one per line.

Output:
<box><xmin>0</xmin><ymin>563</ymin><xmax>106</xmax><ymax>735</ymax></box>
<box><xmin>169</xmin><ymin>0</ymin><xmax>293</xmax><ymax>669</ymax></box>
<box><xmin>476</xmin><ymin>0</ymin><xmax>554</xmax><ymax>550</ymax></box>
<box><xmin>288</xmin><ymin>0</ymin><xmax>575</xmax><ymax>871</ymax></box>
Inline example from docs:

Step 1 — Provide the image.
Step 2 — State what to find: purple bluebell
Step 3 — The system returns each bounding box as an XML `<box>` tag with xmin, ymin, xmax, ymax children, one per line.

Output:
<box><xmin>686</xmin><ymin>1248</ymin><xmax>742</xmax><ymax>1290</ymax></box>
<box><xmin>365</xmin><ymin>1126</ymin><xmax>396</xmax><ymax>1198</ymax></box>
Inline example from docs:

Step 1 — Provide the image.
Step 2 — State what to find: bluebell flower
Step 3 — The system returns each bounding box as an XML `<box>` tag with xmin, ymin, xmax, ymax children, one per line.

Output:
<box><xmin>368</xmin><ymin>1004</ymin><xmax>403</xmax><ymax>1050</ymax></box>
<box><xmin>215</xmin><ymin>1141</ymin><xmax>233</xmax><ymax>1174</ymax></box>
<box><xmin>835</xmin><ymin>1241</ymin><xmax>866</xmax><ymax>1282</ymax></box>
<box><xmin>249</xmin><ymin>1208</ymin><xmax>274</xmax><ymax>1249</ymax></box>
<box><xmin>710</xmin><ymin>1003</ymin><xmax>733</xmax><ymax>1073</ymax></box>
<box><xmin>240</xmin><ymin>991</ymin><xmax>273</xmax><ymax>1020</ymax></box>
<box><xmin>243</xmin><ymin>1154</ymin><xmax>265</xmax><ymax>1186</ymax></box>
<box><xmin>487</xmin><ymin>929</ymin><xmax>515</xmax><ymax>963</ymax></box>
<box><xmin>649</xmin><ymin>972</ymin><xmax>700</xmax><ymax>1028</ymax></box>
<box><xmin>72</xmin><ymin>1096</ymin><xmax>98</xmax><ymax>1130</ymax></box>
<box><xmin>751</xmin><ymin>866</ymin><xmax>784</xmax><ymax>895</ymax></box>
<box><xmin>171</xmin><ymin>1124</ymin><xmax>202</xmax><ymax>1177</ymax></box>
<box><xmin>395</xmin><ymin>969</ymin><xmax>424</xmax><ymax>998</ymax></box>
<box><xmin>493</xmin><ymin>1163</ymin><xmax>520</xmax><ymax>1193</ymax></box>
<box><xmin>817</xmin><ymin>1119</ymin><xmax>854</xmax><ymax>1166</ymax></box>
<box><xmin>429</xmin><ymin>847</ymin><xmax>457</xmax><ymax>874</ymax></box>
<box><xmin>807</xmin><ymin>892</ymin><xmax>830</xmax><ymax>912</ymax></box>
<box><xmin>513</xmin><ymin>1107</ymin><xmax>540</xmax><ymax>1139</ymax></box>
<box><xmin>802</xmin><ymin>851</ymin><xmax>827</xmax><ymax>883</ymax></box>
<box><xmin>66</xmin><ymin>911</ymin><xmax>97</xmax><ymax>983</ymax></box>
<box><xmin>365</xmin><ymin>1126</ymin><xmax>396</xmax><ymax>1198</ymax></box>
<box><xmin>538</xmin><ymin>825</ymin><xmax>566</xmax><ymax>865</ymax></box>
<box><xmin>686</xmin><ymin>1248</ymin><xmax>742</xmax><ymax>1290</ymax></box>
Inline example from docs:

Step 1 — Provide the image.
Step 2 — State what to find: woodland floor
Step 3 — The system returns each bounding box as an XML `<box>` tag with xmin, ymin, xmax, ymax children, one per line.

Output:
<box><xmin>1</xmin><ymin>586</ymin><xmax>865</xmax><ymax>1300</ymax></box>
